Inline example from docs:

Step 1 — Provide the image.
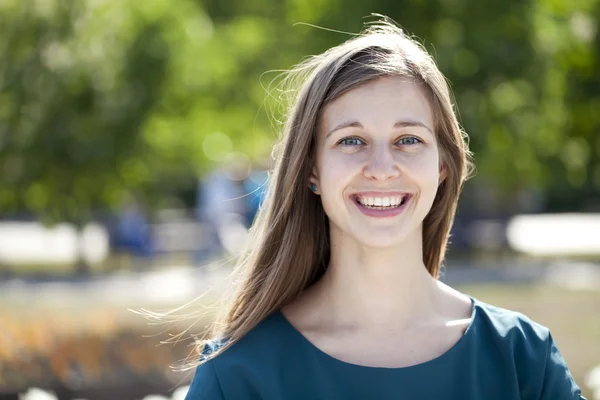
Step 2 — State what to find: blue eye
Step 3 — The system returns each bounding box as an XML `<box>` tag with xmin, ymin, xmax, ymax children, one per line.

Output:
<box><xmin>338</xmin><ymin>137</ymin><xmax>364</xmax><ymax>147</ymax></box>
<box><xmin>398</xmin><ymin>136</ymin><xmax>422</xmax><ymax>145</ymax></box>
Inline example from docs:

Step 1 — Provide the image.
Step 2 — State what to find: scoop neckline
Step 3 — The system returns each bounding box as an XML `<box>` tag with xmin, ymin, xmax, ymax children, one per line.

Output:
<box><xmin>275</xmin><ymin>294</ymin><xmax>478</xmax><ymax>371</ymax></box>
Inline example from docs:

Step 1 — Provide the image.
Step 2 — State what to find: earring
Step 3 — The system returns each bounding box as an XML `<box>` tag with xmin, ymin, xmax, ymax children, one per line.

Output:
<box><xmin>311</xmin><ymin>183</ymin><xmax>317</xmax><ymax>193</ymax></box>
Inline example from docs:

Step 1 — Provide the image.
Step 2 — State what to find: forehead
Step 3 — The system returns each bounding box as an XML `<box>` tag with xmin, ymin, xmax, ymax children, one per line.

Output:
<box><xmin>319</xmin><ymin>76</ymin><xmax>434</xmax><ymax>135</ymax></box>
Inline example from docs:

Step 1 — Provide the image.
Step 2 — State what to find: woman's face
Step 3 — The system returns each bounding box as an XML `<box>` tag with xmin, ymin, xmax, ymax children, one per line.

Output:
<box><xmin>312</xmin><ymin>76</ymin><xmax>446</xmax><ymax>248</ymax></box>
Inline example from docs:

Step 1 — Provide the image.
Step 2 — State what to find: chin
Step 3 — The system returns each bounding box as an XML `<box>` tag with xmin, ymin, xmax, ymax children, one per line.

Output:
<box><xmin>352</xmin><ymin>228</ymin><xmax>413</xmax><ymax>249</ymax></box>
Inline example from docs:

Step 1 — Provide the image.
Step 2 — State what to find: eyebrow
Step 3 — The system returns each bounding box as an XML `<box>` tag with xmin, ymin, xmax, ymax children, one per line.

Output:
<box><xmin>325</xmin><ymin>120</ymin><xmax>434</xmax><ymax>139</ymax></box>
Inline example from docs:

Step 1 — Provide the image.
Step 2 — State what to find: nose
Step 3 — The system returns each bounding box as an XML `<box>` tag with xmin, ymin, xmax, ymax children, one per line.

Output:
<box><xmin>363</xmin><ymin>145</ymin><xmax>401</xmax><ymax>181</ymax></box>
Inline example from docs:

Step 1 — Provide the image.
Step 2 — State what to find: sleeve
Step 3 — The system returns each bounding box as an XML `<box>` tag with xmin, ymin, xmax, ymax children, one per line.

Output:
<box><xmin>539</xmin><ymin>332</ymin><xmax>587</xmax><ymax>399</ymax></box>
<box><xmin>184</xmin><ymin>344</ymin><xmax>226</xmax><ymax>400</ymax></box>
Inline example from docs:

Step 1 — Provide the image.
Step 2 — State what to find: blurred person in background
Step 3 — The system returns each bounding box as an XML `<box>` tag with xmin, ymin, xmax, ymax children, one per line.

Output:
<box><xmin>183</xmin><ymin>18</ymin><xmax>586</xmax><ymax>399</ymax></box>
<box><xmin>195</xmin><ymin>153</ymin><xmax>252</xmax><ymax>262</ymax></box>
<box><xmin>113</xmin><ymin>193</ymin><xmax>154</xmax><ymax>270</ymax></box>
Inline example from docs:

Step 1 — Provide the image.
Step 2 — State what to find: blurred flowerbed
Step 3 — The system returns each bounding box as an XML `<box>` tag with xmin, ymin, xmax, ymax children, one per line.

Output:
<box><xmin>0</xmin><ymin>307</ymin><xmax>196</xmax><ymax>393</ymax></box>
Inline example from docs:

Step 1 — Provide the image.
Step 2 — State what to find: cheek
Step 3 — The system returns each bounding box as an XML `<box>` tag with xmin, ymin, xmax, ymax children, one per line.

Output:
<box><xmin>415</xmin><ymin>157</ymin><xmax>441</xmax><ymax>181</ymax></box>
<box><xmin>316</xmin><ymin>154</ymin><xmax>357</xmax><ymax>216</ymax></box>
<box><xmin>401</xmin><ymin>152</ymin><xmax>441</xmax><ymax>183</ymax></box>
<box><xmin>318</xmin><ymin>152</ymin><xmax>359</xmax><ymax>185</ymax></box>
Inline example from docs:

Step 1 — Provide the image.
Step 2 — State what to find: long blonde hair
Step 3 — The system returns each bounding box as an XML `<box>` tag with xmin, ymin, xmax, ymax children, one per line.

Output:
<box><xmin>176</xmin><ymin>17</ymin><xmax>473</xmax><ymax>369</ymax></box>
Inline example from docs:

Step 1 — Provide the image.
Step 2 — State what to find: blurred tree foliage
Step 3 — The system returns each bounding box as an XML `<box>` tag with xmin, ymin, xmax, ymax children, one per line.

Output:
<box><xmin>0</xmin><ymin>0</ymin><xmax>599</xmax><ymax>224</ymax></box>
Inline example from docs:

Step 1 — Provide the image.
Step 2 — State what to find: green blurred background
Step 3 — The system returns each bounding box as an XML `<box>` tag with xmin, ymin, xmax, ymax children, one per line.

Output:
<box><xmin>0</xmin><ymin>0</ymin><xmax>599</xmax><ymax>399</ymax></box>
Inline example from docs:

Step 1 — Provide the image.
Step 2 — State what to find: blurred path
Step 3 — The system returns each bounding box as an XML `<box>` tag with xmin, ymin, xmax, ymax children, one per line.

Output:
<box><xmin>0</xmin><ymin>264</ymin><xmax>234</xmax><ymax>311</ymax></box>
<box><xmin>1</xmin><ymin>259</ymin><xmax>599</xmax><ymax>311</ymax></box>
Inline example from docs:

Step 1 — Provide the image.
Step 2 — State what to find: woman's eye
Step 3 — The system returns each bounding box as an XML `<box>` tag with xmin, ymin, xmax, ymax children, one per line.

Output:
<box><xmin>398</xmin><ymin>136</ymin><xmax>422</xmax><ymax>146</ymax></box>
<box><xmin>338</xmin><ymin>137</ymin><xmax>364</xmax><ymax>147</ymax></box>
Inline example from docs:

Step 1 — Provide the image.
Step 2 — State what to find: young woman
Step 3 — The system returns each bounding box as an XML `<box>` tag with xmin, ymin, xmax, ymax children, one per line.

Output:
<box><xmin>183</xmin><ymin>19</ymin><xmax>586</xmax><ymax>399</ymax></box>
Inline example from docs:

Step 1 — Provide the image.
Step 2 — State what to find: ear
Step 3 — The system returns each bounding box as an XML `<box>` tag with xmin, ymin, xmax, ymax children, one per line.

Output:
<box><xmin>308</xmin><ymin>165</ymin><xmax>320</xmax><ymax>193</ymax></box>
<box><xmin>439</xmin><ymin>164</ymin><xmax>448</xmax><ymax>185</ymax></box>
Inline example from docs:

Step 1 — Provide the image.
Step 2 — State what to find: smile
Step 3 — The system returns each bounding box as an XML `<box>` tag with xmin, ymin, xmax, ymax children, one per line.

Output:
<box><xmin>349</xmin><ymin>192</ymin><xmax>412</xmax><ymax>218</ymax></box>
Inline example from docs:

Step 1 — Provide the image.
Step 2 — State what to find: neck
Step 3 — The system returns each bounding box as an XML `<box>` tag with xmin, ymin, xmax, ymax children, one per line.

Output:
<box><xmin>314</xmin><ymin>224</ymin><xmax>441</xmax><ymax>329</ymax></box>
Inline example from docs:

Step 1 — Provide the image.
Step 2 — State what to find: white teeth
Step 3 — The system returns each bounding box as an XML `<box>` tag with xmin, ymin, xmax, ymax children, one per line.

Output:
<box><xmin>356</xmin><ymin>195</ymin><xmax>406</xmax><ymax>207</ymax></box>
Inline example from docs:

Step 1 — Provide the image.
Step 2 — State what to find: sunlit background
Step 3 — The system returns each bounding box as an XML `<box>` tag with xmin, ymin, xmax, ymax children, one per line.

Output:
<box><xmin>1</xmin><ymin>0</ymin><xmax>599</xmax><ymax>399</ymax></box>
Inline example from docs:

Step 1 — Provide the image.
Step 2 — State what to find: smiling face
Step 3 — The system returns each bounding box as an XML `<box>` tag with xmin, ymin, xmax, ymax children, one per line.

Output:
<box><xmin>311</xmin><ymin>76</ymin><xmax>447</xmax><ymax>249</ymax></box>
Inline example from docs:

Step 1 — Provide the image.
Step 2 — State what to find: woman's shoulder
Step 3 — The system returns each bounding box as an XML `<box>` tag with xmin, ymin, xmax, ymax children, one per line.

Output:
<box><xmin>198</xmin><ymin>310</ymin><xmax>293</xmax><ymax>372</ymax></box>
<box><xmin>186</xmin><ymin>311</ymin><xmax>300</xmax><ymax>400</ymax></box>
<box><xmin>471</xmin><ymin>295</ymin><xmax>550</xmax><ymax>340</ymax></box>
<box><xmin>185</xmin><ymin>311</ymin><xmax>295</xmax><ymax>399</ymax></box>
<box><xmin>469</xmin><ymin>296</ymin><xmax>553</xmax><ymax>374</ymax></box>
<box><xmin>469</xmin><ymin>295</ymin><xmax>584</xmax><ymax>398</ymax></box>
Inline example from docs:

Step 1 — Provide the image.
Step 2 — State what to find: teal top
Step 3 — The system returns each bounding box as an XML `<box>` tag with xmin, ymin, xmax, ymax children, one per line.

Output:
<box><xmin>184</xmin><ymin>296</ymin><xmax>586</xmax><ymax>399</ymax></box>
